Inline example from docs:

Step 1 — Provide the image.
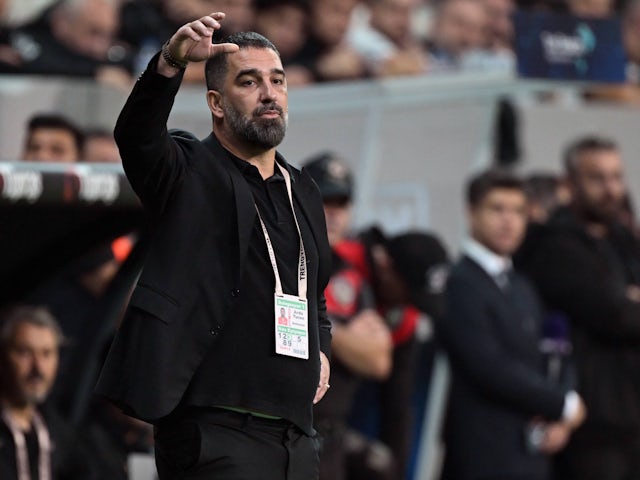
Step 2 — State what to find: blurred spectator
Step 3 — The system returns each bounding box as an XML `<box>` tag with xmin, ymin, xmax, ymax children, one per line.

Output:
<box><xmin>21</xmin><ymin>113</ymin><xmax>84</xmax><ymax>163</ymax></box>
<box><xmin>83</xmin><ymin>129</ymin><xmax>121</xmax><ymax>163</ymax></box>
<box><xmin>624</xmin><ymin>0</ymin><xmax>640</xmax><ymax>81</ymax></box>
<box><xmin>524</xmin><ymin>172</ymin><xmax>569</xmax><ymax>224</ymax></box>
<box><xmin>438</xmin><ymin>169</ymin><xmax>585</xmax><ymax>480</ymax></box>
<box><xmin>425</xmin><ymin>0</ymin><xmax>489</xmax><ymax>72</ymax></box>
<box><xmin>0</xmin><ymin>0</ymin><xmax>56</xmax><ymax>28</ymax></box>
<box><xmin>253</xmin><ymin>0</ymin><xmax>312</xmax><ymax>86</ymax></box>
<box><xmin>516</xmin><ymin>135</ymin><xmax>640</xmax><ymax>480</ymax></box>
<box><xmin>0</xmin><ymin>0</ymin><xmax>134</xmax><ymax>90</ymax></box>
<box><xmin>0</xmin><ymin>0</ymin><xmax>20</xmax><ymax>67</ymax></box>
<box><xmin>25</xmin><ymin>243</ymin><xmax>122</xmax><ymax>417</ymax></box>
<box><xmin>566</xmin><ymin>0</ymin><xmax>616</xmax><ymax>17</ymax></box>
<box><xmin>119</xmin><ymin>0</ymin><xmax>255</xmax><ymax>82</ymax></box>
<box><xmin>289</xmin><ymin>0</ymin><xmax>368</xmax><ymax>82</ymax></box>
<box><xmin>581</xmin><ymin>0</ymin><xmax>640</xmax><ymax>104</ymax></box>
<box><xmin>346</xmin><ymin>225</ymin><xmax>449</xmax><ymax>479</ymax></box>
<box><xmin>304</xmin><ymin>151</ymin><xmax>396</xmax><ymax>480</ymax></box>
<box><xmin>0</xmin><ymin>305</ymin><xmax>95</xmax><ymax>479</ymax></box>
<box><xmin>481</xmin><ymin>0</ymin><xmax>516</xmax><ymax>53</ymax></box>
<box><xmin>347</xmin><ymin>0</ymin><xmax>428</xmax><ymax>77</ymax></box>
<box><xmin>210</xmin><ymin>0</ymin><xmax>255</xmax><ymax>37</ymax></box>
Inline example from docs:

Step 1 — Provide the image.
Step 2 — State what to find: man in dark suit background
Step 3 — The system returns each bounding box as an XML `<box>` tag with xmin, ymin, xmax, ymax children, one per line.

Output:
<box><xmin>95</xmin><ymin>12</ymin><xmax>332</xmax><ymax>480</ymax></box>
<box><xmin>438</xmin><ymin>170</ymin><xmax>586</xmax><ymax>480</ymax></box>
<box><xmin>516</xmin><ymin>136</ymin><xmax>640</xmax><ymax>480</ymax></box>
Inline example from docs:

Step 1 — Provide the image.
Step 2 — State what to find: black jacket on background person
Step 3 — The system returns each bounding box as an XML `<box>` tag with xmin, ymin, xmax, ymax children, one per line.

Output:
<box><xmin>438</xmin><ymin>255</ymin><xmax>567</xmax><ymax>480</ymax></box>
<box><xmin>0</xmin><ymin>404</ymin><xmax>96</xmax><ymax>479</ymax></box>
<box><xmin>515</xmin><ymin>207</ymin><xmax>640</xmax><ymax>442</ymax></box>
<box><xmin>95</xmin><ymin>54</ymin><xmax>332</xmax><ymax>434</ymax></box>
<box><xmin>0</xmin><ymin>26</ymin><xmax>133</xmax><ymax>77</ymax></box>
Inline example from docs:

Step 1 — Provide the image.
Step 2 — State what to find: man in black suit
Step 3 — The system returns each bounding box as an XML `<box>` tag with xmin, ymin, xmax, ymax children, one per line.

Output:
<box><xmin>516</xmin><ymin>136</ymin><xmax>640</xmax><ymax>480</ymax></box>
<box><xmin>438</xmin><ymin>170</ymin><xmax>585</xmax><ymax>480</ymax></box>
<box><xmin>95</xmin><ymin>12</ymin><xmax>332</xmax><ymax>480</ymax></box>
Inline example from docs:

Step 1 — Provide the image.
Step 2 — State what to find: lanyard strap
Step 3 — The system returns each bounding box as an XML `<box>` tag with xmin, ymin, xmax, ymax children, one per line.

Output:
<box><xmin>255</xmin><ymin>162</ymin><xmax>307</xmax><ymax>299</ymax></box>
<box><xmin>2</xmin><ymin>408</ymin><xmax>52</xmax><ymax>480</ymax></box>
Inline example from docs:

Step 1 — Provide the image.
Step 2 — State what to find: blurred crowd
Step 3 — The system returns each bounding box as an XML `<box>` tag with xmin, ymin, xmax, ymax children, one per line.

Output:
<box><xmin>2</xmin><ymin>1</ymin><xmax>640</xmax><ymax>480</ymax></box>
<box><xmin>0</xmin><ymin>0</ymin><xmax>639</xmax><ymax>94</ymax></box>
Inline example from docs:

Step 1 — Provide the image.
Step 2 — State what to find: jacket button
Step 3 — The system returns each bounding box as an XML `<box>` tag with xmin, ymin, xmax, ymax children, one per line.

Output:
<box><xmin>231</xmin><ymin>288</ymin><xmax>240</xmax><ymax>297</ymax></box>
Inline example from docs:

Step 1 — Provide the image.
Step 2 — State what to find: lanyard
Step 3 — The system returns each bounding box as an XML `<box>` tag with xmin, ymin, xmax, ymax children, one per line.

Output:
<box><xmin>2</xmin><ymin>408</ymin><xmax>52</xmax><ymax>480</ymax></box>
<box><xmin>255</xmin><ymin>163</ymin><xmax>307</xmax><ymax>300</ymax></box>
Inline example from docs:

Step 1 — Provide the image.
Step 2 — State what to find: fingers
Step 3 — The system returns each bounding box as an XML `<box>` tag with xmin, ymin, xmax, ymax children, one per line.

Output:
<box><xmin>167</xmin><ymin>12</ymin><xmax>237</xmax><ymax>64</ymax></box>
<box><xmin>211</xmin><ymin>43</ymin><xmax>240</xmax><ymax>55</ymax></box>
<box><xmin>314</xmin><ymin>352</ymin><xmax>331</xmax><ymax>404</ymax></box>
<box><xmin>178</xmin><ymin>15</ymin><xmax>221</xmax><ymax>43</ymax></box>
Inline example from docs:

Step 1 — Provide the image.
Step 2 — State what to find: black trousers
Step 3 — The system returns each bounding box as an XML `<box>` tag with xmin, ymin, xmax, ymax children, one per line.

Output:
<box><xmin>154</xmin><ymin>407</ymin><xmax>319</xmax><ymax>480</ymax></box>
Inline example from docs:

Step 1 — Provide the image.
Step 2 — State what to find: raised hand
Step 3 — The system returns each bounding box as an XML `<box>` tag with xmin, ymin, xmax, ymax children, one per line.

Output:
<box><xmin>162</xmin><ymin>12</ymin><xmax>239</xmax><ymax>71</ymax></box>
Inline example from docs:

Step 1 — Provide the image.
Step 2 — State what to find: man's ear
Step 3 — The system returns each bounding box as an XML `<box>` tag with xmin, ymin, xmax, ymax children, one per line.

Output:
<box><xmin>207</xmin><ymin>90</ymin><xmax>224</xmax><ymax>119</ymax></box>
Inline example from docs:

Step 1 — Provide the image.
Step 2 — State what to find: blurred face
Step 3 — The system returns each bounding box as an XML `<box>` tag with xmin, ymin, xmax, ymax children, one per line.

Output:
<box><xmin>23</xmin><ymin>128</ymin><xmax>79</xmax><ymax>162</ymax></box>
<box><xmin>255</xmin><ymin>5</ymin><xmax>307</xmax><ymax>59</ymax></box>
<box><xmin>567</xmin><ymin>0</ymin><xmax>614</xmax><ymax>18</ymax></box>
<box><xmin>323</xmin><ymin>198</ymin><xmax>352</xmax><ymax>246</ymax></box>
<box><xmin>84</xmin><ymin>136</ymin><xmax>120</xmax><ymax>163</ymax></box>
<box><xmin>469</xmin><ymin>188</ymin><xmax>528</xmax><ymax>256</ymax></box>
<box><xmin>482</xmin><ymin>0</ymin><xmax>514</xmax><ymax>49</ymax></box>
<box><xmin>2</xmin><ymin>322</ymin><xmax>59</xmax><ymax>407</ymax></box>
<box><xmin>370</xmin><ymin>0</ymin><xmax>417</xmax><ymax>46</ymax></box>
<box><xmin>570</xmin><ymin>149</ymin><xmax>626</xmax><ymax>224</ymax></box>
<box><xmin>54</xmin><ymin>0</ymin><xmax>119</xmax><ymax>60</ymax></box>
<box><xmin>311</xmin><ymin>0</ymin><xmax>358</xmax><ymax>46</ymax></box>
<box><xmin>433</xmin><ymin>0</ymin><xmax>488</xmax><ymax>57</ymax></box>
<box><xmin>214</xmin><ymin>0</ymin><xmax>255</xmax><ymax>34</ymax></box>
<box><xmin>211</xmin><ymin>48</ymin><xmax>288</xmax><ymax>149</ymax></box>
<box><xmin>623</xmin><ymin>3</ymin><xmax>640</xmax><ymax>63</ymax></box>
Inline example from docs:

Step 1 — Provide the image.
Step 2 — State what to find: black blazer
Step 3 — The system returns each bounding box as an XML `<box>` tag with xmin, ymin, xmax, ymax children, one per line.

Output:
<box><xmin>95</xmin><ymin>59</ymin><xmax>332</xmax><ymax>422</ymax></box>
<box><xmin>438</xmin><ymin>255</ymin><xmax>566</xmax><ymax>480</ymax></box>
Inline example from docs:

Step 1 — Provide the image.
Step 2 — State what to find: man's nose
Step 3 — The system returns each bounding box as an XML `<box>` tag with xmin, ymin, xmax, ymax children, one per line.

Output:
<box><xmin>259</xmin><ymin>82</ymin><xmax>277</xmax><ymax>101</ymax></box>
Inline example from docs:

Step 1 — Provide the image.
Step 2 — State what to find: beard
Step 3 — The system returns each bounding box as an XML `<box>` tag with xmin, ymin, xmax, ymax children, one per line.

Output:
<box><xmin>579</xmin><ymin>194</ymin><xmax>623</xmax><ymax>225</ymax></box>
<box><xmin>223</xmin><ymin>101</ymin><xmax>287</xmax><ymax>149</ymax></box>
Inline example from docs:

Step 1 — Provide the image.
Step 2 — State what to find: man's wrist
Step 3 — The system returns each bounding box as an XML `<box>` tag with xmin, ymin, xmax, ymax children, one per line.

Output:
<box><xmin>161</xmin><ymin>41</ymin><xmax>188</xmax><ymax>70</ymax></box>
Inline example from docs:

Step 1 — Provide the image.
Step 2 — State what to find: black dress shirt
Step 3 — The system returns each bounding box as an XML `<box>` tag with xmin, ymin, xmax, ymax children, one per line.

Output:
<box><xmin>182</xmin><ymin>153</ymin><xmax>321</xmax><ymax>432</ymax></box>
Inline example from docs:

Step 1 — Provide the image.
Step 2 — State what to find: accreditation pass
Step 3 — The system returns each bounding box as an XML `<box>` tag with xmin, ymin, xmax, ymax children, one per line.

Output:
<box><xmin>275</xmin><ymin>293</ymin><xmax>309</xmax><ymax>359</ymax></box>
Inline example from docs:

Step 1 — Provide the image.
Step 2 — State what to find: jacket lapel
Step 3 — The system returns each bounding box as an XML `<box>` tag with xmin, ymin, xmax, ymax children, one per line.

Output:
<box><xmin>201</xmin><ymin>135</ymin><xmax>256</xmax><ymax>280</ymax></box>
<box><xmin>292</xmin><ymin>166</ymin><xmax>332</xmax><ymax>285</ymax></box>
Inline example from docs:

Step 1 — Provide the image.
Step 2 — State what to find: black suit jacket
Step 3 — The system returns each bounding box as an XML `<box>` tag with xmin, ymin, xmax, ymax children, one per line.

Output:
<box><xmin>438</xmin><ymin>255</ymin><xmax>566</xmax><ymax>480</ymax></box>
<box><xmin>516</xmin><ymin>208</ymin><xmax>640</xmax><ymax>436</ymax></box>
<box><xmin>95</xmin><ymin>58</ymin><xmax>332</xmax><ymax>423</ymax></box>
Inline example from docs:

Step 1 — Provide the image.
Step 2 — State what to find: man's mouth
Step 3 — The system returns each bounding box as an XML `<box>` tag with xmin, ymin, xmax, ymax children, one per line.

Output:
<box><xmin>255</xmin><ymin>104</ymin><xmax>283</xmax><ymax>118</ymax></box>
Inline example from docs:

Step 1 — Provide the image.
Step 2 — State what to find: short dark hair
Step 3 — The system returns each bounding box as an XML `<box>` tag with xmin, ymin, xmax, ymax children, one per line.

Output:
<box><xmin>563</xmin><ymin>135</ymin><xmax>618</xmax><ymax>178</ymax></box>
<box><xmin>205</xmin><ymin>32</ymin><xmax>280</xmax><ymax>92</ymax></box>
<box><xmin>466</xmin><ymin>169</ymin><xmax>525</xmax><ymax>207</ymax></box>
<box><xmin>525</xmin><ymin>172</ymin><xmax>559</xmax><ymax>200</ymax></box>
<box><xmin>26</xmin><ymin>113</ymin><xmax>84</xmax><ymax>153</ymax></box>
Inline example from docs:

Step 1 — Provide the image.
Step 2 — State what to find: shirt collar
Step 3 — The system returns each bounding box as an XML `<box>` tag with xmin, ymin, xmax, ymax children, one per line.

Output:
<box><xmin>462</xmin><ymin>237</ymin><xmax>512</xmax><ymax>277</ymax></box>
<box><xmin>229</xmin><ymin>151</ymin><xmax>286</xmax><ymax>183</ymax></box>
